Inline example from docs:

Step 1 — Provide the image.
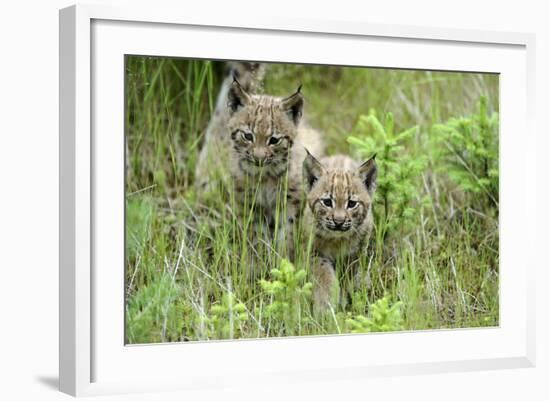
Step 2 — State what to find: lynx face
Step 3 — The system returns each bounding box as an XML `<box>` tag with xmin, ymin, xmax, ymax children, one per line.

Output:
<box><xmin>227</xmin><ymin>80</ymin><xmax>304</xmax><ymax>178</ymax></box>
<box><xmin>303</xmin><ymin>154</ymin><xmax>377</xmax><ymax>239</ymax></box>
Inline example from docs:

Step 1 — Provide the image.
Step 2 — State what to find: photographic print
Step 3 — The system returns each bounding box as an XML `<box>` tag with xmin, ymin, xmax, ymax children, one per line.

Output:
<box><xmin>125</xmin><ymin>57</ymin><xmax>499</xmax><ymax>344</ymax></box>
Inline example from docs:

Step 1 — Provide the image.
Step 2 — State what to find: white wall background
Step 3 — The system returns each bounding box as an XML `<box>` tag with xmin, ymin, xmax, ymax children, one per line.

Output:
<box><xmin>0</xmin><ymin>1</ymin><xmax>547</xmax><ymax>400</ymax></box>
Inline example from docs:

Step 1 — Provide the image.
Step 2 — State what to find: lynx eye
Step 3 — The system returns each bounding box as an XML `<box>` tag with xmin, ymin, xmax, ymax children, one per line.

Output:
<box><xmin>321</xmin><ymin>198</ymin><xmax>333</xmax><ymax>208</ymax></box>
<box><xmin>241</xmin><ymin>131</ymin><xmax>254</xmax><ymax>142</ymax></box>
<box><xmin>347</xmin><ymin>199</ymin><xmax>358</xmax><ymax>209</ymax></box>
<box><xmin>268</xmin><ymin>136</ymin><xmax>281</xmax><ymax>146</ymax></box>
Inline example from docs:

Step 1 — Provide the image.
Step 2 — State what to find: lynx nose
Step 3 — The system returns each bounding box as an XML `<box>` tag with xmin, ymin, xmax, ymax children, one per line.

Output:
<box><xmin>333</xmin><ymin>216</ymin><xmax>346</xmax><ymax>227</ymax></box>
<box><xmin>253</xmin><ymin>148</ymin><xmax>267</xmax><ymax>162</ymax></box>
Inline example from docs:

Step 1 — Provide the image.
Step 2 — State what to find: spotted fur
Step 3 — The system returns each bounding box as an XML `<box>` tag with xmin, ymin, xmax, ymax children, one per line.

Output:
<box><xmin>195</xmin><ymin>62</ymin><xmax>324</xmax><ymax>253</ymax></box>
<box><xmin>302</xmin><ymin>153</ymin><xmax>377</xmax><ymax>311</ymax></box>
<box><xmin>195</xmin><ymin>62</ymin><xmax>266</xmax><ymax>191</ymax></box>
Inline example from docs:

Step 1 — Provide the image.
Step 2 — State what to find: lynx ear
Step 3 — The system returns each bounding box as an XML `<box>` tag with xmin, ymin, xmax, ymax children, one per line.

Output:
<box><xmin>356</xmin><ymin>154</ymin><xmax>377</xmax><ymax>195</ymax></box>
<box><xmin>303</xmin><ymin>150</ymin><xmax>325</xmax><ymax>192</ymax></box>
<box><xmin>228</xmin><ymin>78</ymin><xmax>251</xmax><ymax>114</ymax></box>
<box><xmin>281</xmin><ymin>85</ymin><xmax>304</xmax><ymax>126</ymax></box>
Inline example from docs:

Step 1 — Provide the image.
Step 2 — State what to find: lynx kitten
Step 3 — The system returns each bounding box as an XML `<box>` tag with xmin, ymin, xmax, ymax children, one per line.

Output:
<box><xmin>302</xmin><ymin>152</ymin><xmax>377</xmax><ymax>311</ymax></box>
<box><xmin>196</xmin><ymin>65</ymin><xmax>323</xmax><ymax>238</ymax></box>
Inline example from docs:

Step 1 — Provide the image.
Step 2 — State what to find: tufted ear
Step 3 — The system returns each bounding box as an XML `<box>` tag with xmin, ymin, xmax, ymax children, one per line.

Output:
<box><xmin>356</xmin><ymin>154</ymin><xmax>377</xmax><ymax>195</ymax></box>
<box><xmin>227</xmin><ymin>77</ymin><xmax>251</xmax><ymax>114</ymax></box>
<box><xmin>281</xmin><ymin>86</ymin><xmax>304</xmax><ymax>126</ymax></box>
<box><xmin>303</xmin><ymin>150</ymin><xmax>325</xmax><ymax>192</ymax></box>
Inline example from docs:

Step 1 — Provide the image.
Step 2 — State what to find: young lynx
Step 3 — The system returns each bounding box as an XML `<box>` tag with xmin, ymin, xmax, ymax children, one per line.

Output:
<box><xmin>195</xmin><ymin>62</ymin><xmax>266</xmax><ymax>192</ymax></box>
<box><xmin>302</xmin><ymin>153</ymin><xmax>377</xmax><ymax>311</ymax></box>
<box><xmin>226</xmin><ymin>80</ymin><xmax>324</xmax><ymax>226</ymax></box>
<box><xmin>196</xmin><ymin>64</ymin><xmax>323</xmax><ymax>237</ymax></box>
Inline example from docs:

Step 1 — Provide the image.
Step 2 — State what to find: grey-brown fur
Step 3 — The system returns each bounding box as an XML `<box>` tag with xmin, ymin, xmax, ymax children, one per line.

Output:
<box><xmin>195</xmin><ymin>62</ymin><xmax>266</xmax><ymax>190</ymax></box>
<box><xmin>195</xmin><ymin>62</ymin><xmax>324</xmax><ymax>255</ymax></box>
<box><xmin>303</xmin><ymin>153</ymin><xmax>377</xmax><ymax>311</ymax></box>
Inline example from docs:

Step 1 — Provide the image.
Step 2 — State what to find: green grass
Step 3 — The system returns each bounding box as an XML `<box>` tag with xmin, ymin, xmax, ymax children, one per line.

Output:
<box><xmin>124</xmin><ymin>56</ymin><xmax>499</xmax><ymax>343</ymax></box>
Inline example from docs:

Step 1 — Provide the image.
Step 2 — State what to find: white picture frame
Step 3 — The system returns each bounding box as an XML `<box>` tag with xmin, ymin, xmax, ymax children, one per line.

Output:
<box><xmin>59</xmin><ymin>3</ymin><xmax>536</xmax><ymax>397</ymax></box>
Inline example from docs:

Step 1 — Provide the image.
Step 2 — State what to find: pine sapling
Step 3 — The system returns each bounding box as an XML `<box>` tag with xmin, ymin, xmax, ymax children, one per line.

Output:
<box><xmin>345</xmin><ymin>296</ymin><xmax>404</xmax><ymax>333</ymax></box>
<box><xmin>260</xmin><ymin>258</ymin><xmax>312</xmax><ymax>336</ymax></box>
<box><xmin>348</xmin><ymin>110</ymin><xmax>427</xmax><ymax>240</ymax></box>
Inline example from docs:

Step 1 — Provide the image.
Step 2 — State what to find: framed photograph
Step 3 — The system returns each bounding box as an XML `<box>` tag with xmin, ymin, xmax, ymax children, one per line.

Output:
<box><xmin>59</xmin><ymin>4</ymin><xmax>536</xmax><ymax>396</ymax></box>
